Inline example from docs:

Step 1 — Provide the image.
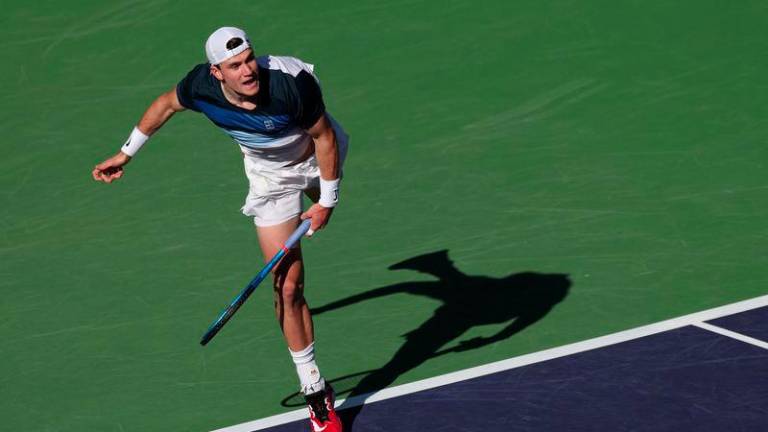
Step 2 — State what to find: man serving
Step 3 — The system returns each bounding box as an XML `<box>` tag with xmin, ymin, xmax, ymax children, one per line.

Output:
<box><xmin>92</xmin><ymin>26</ymin><xmax>347</xmax><ymax>432</ymax></box>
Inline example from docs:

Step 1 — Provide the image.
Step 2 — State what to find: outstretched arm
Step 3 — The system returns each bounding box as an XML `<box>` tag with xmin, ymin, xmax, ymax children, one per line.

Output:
<box><xmin>311</xmin><ymin>283</ymin><xmax>407</xmax><ymax>315</ymax></box>
<box><xmin>92</xmin><ymin>88</ymin><xmax>185</xmax><ymax>183</ymax></box>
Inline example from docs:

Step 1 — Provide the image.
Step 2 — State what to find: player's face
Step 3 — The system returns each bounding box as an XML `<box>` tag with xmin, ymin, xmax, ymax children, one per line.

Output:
<box><xmin>213</xmin><ymin>48</ymin><xmax>260</xmax><ymax>97</ymax></box>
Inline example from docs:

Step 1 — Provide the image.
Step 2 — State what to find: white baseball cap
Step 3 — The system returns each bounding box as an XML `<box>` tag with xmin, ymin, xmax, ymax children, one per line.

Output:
<box><xmin>205</xmin><ymin>27</ymin><xmax>251</xmax><ymax>65</ymax></box>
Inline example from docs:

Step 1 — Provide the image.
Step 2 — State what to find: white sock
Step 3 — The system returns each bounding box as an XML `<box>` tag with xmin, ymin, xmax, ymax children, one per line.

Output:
<box><xmin>289</xmin><ymin>342</ymin><xmax>324</xmax><ymax>394</ymax></box>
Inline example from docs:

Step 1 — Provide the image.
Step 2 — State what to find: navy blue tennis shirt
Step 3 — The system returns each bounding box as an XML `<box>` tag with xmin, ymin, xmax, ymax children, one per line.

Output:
<box><xmin>176</xmin><ymin>56</ymin><xmax>326</xmax><ymax>151</ymax></box>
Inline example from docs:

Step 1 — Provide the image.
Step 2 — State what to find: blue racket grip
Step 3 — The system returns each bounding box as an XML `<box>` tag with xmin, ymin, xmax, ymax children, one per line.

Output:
<box><xmin>285</xmin><ymin>219</ymin><xmax>312</xmax><ymax>249</ymax></box>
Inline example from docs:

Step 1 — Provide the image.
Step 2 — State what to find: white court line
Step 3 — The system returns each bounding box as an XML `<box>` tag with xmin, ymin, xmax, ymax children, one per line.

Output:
<box><xmin>211</xmin><ymin>293</ymin><xmax>768</xmax><ymax>432</ymax></box>
<box><xmin>693</xmin><ymin>322</ymin><xmax>768</xmax><ymax>350</ymax></box>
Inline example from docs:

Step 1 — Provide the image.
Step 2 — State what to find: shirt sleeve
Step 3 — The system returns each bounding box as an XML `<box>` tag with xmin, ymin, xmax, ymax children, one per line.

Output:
<box><xmin>175</xmin><ymin>64</ymin><xmax>208</xmax><ymax>112</ymax></box>
<box><xmin>293</xmin><ymin>70</ymin><xmax>326</xmax><ymax>130</ymax></box>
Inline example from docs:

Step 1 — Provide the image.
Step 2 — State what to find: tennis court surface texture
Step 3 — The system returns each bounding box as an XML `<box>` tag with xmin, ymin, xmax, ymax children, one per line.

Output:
<box><xmin>2</xmin><ymin>1</ymin><xmax>767</xmax><ymax>431</ymax></box>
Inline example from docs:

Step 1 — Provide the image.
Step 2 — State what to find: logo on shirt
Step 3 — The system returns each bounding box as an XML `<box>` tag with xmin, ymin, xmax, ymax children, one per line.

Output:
<box><xmin>264</xmin><ymin>119</ymin><xmax>275</xmax><ymax>131</ymax></box>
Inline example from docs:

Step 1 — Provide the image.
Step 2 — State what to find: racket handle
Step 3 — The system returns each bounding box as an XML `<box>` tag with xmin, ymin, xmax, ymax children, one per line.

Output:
<box><xmin>285</xmin><ymin>219</ymin><xmax>312</xmax><ymax>249</ymax></box>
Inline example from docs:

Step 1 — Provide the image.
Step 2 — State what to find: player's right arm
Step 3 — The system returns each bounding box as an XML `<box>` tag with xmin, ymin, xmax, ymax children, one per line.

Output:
<box><xmin>92</xmin><ymin>88</ymin><xmax>185</xmax><ymax>183</ymax></box>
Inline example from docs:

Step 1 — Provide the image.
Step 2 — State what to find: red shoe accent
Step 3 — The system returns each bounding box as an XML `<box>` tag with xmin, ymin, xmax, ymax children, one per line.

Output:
<box><xmin>306</xmin><ymin>384</ymin><xmax>342</xmax><ymax>432</ymax></box>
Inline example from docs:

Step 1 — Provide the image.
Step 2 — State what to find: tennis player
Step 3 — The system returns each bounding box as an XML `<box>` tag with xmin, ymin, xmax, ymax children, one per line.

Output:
<box><xmin>92</xmin><ymin>26</ymin><xmax>346</xmax><ymax>432</ymax></box>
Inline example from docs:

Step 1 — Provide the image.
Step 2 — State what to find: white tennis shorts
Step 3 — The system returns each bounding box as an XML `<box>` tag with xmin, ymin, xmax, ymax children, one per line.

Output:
<box><xmin>241</xmin><ymin>121</ymin><xmax>349</xmax><ymax>227</ymax></box>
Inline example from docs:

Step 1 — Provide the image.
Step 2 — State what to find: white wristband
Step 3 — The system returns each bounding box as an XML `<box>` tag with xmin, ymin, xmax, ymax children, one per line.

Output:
<box><xmin>121</xmin><ymin>126</ymin><xmax>149</xmax><ymax>157</ymax></box>
<box><xmin>318</xmin><ymin>178</ymin><xmax>340</xmax><ymax>208</ymax></box>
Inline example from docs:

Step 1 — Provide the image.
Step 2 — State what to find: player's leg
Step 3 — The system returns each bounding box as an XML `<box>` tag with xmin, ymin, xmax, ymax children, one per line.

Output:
<box><xmin>257</xmin><ymin>218</ymin><xmax>341</xmax><ymax>432</ymax></box>
<box><xmin>242</xmin><ymin>160</ymin><xmax>327</xmax><ymax>393</ymax></box>
<box><xmin>256</xmin><ymin>217</ymin><xmax>314</xmax><ymax>351</ymax></box>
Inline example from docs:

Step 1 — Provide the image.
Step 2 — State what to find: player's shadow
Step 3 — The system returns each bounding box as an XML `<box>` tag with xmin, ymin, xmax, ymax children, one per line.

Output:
<box><xmin>302</xmin><ymin>249</ymin><xmax>571</xmax><ymax>431</ymax></box>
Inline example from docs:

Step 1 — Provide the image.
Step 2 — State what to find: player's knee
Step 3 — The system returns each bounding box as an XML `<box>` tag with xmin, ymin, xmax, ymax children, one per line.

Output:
<box><xmin>277</xmin><ymin>279</ymin><xmax>305</xmax><ymax>307</ymax></box>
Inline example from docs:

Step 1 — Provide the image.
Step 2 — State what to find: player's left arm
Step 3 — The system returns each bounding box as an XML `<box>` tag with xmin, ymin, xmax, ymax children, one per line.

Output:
<box><xmin>300</xmin><ymin>114</ymin><xmax>339</xmax><ymax>235</ymax></box>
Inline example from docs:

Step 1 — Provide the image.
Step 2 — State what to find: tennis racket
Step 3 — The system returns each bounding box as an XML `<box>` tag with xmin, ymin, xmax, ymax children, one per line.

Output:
<box><xmin>200</xmin><ymin>219</ymin><xmax>312</xmax><ymax>346</ymax></box>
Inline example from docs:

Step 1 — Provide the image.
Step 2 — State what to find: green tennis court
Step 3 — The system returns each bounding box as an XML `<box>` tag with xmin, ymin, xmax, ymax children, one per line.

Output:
<box><xmin>2</xmin><ymin>1</ymin><xmax>767</xmax><ymax>431</ymax></box>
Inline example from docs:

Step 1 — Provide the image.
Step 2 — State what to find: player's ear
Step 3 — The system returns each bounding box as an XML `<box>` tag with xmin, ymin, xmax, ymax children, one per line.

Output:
<box><xmin>210</xmin><ymin>64</ymin><xmax>224</xmax><ymax>81</ymax></box>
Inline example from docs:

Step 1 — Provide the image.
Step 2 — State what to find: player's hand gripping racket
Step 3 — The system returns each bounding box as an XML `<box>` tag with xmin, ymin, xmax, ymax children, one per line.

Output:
<box><xmin>200</xmin><ymin>219</ymin><xmax>312</xmax><ymax>346</ymax></box>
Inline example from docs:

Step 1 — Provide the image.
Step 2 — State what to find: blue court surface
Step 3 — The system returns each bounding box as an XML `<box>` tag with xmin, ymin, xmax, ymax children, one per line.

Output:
<box><xmin>213</xmin><ymin>296</ymin><xmax>768</xmax><ymax>432</ymax></box>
